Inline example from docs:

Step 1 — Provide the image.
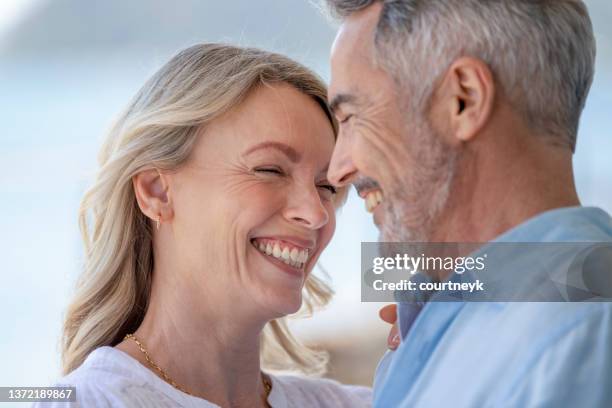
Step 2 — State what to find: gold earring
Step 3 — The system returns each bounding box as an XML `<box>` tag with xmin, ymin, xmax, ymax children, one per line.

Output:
<box><xmin>156</xmin><ymin>215</ymin><xmax>161</xmax><ymax>230</ymax></box>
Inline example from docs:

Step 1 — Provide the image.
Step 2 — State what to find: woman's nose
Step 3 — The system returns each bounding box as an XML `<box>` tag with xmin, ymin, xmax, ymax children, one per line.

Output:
<box><xmin>327</xmin><ymin>133</ymin><xmax>358</xmax><ymax>188</ymax></box>
<box><xmin>283</xmin><ymin>187</ymin><xmax>330</xmax><ymax>230</ymax></box>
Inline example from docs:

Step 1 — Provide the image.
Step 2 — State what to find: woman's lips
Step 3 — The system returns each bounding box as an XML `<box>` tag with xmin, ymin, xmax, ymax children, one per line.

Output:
<box><xmin>251</xmin><ymin>241</ymin><xmax>306</xmax><ymax>278</ymax></box>
<box><xmin>250</xmin><ymin>237</ymin><xmax>311</xmax><ymax>277</ymax></box>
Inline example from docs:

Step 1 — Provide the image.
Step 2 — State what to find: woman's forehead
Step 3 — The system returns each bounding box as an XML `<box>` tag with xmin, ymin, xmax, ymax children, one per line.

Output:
<box><xmin>196</xmin><ymin>83</ymin><xmax>336</xmax><ymax>160</ymax></box>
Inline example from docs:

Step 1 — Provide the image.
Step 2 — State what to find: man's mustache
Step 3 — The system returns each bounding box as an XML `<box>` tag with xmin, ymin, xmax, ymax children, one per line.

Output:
<box><xmin>353</xmin><ymin>177</ymin><xmax>381</xmax><ymax>196</ymax></box>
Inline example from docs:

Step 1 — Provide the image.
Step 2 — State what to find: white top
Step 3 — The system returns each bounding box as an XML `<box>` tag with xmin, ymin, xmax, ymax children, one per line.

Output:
<box><xmin>33</xmin><ymin>346</ymin><xmax>372</xmax><ymax>407</ymax></box>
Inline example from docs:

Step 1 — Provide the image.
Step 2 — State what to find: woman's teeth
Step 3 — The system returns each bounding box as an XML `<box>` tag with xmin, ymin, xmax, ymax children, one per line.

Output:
<box><xmin>365</xmin><ymin>190</ymin><xmax>384</xmax><ymax>213</ymax></box>
<box><xmin>252</xmin><ymin>239</ymin><xmax>309</xmax><ymax>269</ymax></box>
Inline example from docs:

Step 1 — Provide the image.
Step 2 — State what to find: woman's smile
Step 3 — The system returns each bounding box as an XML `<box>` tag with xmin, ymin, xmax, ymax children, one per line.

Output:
<box><xmin>250</xmin><ymin>237</ymin><xmax>313</xmax><ymax>277</ymax></box>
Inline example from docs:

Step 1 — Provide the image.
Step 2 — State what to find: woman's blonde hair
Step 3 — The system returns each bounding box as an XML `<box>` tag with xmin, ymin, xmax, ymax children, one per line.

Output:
<box><xmin>62</xmin><ymin>43</ymin><xmax>339</xmax><ymax>376</ymax></box>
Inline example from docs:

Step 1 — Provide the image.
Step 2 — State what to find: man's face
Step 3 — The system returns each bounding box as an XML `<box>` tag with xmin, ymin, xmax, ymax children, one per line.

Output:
<box><xmin>328</xmin><ymin>2</ymin><xmax>457</xmax><ymax>241</ymax></box>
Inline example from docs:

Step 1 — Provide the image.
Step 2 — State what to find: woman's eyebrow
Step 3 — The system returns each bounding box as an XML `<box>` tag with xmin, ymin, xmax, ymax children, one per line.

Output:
<box><xmin>242</xmin><ymin>141</ymin><xmax>301</xmax><ymax>163</ymax></box>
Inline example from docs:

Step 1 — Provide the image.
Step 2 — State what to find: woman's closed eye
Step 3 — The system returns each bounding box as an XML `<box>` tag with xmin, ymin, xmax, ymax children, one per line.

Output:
<box><xmin>318</xmin><ymin>184</ymin><xmax>337</xmax><ymax>194</ymax></box>
<box><xmin>317</xmin><ymin>183</ymin><xmax>337</xmax><ymax>200</ymax></box>
<box><xmin>254</xmin><ymin>166</ymin><xmax>285</xmax><ymax>176</ymax></box>
<box><xmin>254</xmin><ymin>166</ymin><xmax>336</xmax><ymax>199</ymax></box>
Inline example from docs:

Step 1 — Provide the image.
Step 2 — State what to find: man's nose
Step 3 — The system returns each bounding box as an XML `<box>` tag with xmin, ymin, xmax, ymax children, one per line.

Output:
<box><xmin>283</xmin><ymin>186</ymin><xmax>330</xmax><ymax>230</ymax></box>
<box><xmin>327</xmin><ymin>133</ymin><xmax>358</xmax><ymax>188</ymax></box>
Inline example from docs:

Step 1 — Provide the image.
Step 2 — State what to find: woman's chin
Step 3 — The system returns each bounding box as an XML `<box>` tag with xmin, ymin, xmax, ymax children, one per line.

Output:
<box><xmin>260</xmin><ymin>292</ymin><xmax>303</xmax><ymax>318</ymax></box>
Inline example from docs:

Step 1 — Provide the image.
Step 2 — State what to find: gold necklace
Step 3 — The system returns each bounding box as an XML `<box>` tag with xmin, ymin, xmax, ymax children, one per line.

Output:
<box><xmin>124</xmin><ymin>333</ymin><xmax>272</xmax><ymax>406</ymax></box>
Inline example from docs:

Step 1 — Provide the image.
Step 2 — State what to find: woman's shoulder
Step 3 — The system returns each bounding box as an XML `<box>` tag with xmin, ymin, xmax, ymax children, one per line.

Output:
<box><xmin>32</xmin><ymin>347</ymin><xmax>198</xmax><ymax>408</ymax></box>
<box><xmin>269</xmin><ymin>373</ymin><xmax>372</xmax><ymax>408</ymax></box>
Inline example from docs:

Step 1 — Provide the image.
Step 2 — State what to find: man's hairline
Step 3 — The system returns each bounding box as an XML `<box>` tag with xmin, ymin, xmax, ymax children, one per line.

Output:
<box><xmin>329</xmin><ymin>5</ymin><xmax>392</xmax><ymax>117</ymax></box>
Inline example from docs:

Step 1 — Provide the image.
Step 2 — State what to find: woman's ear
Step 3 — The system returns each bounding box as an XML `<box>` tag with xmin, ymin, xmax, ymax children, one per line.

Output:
<box><xmin>444</xmin><ymin>57</ymin><xmax>495</xmax><ymax>143</ymax></box>
<box><xmin>132</xmin><ymin>169</ymin><xmax>173</xmax><ymax>226</ymax></box>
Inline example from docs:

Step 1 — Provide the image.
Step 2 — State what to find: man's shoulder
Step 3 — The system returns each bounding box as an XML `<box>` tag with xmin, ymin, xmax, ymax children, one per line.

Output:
<box><xmin>459</xmin><ymin>302</ymin><xmax>612</xmax><ymax>357</ymax></box>
<box><xmin>465</xmin><ymin>302</ymin><xmax>611</xmax><ymax>332</ymax></box>
<box><xmin>511</xmin><ymin>206</ymin><xmax>612</xmax><ymax>242</ymax></box>
<box><xmin>375</xmin><ymin>302</ymin><xmax>612</xmax><ymax>406</ymax></box>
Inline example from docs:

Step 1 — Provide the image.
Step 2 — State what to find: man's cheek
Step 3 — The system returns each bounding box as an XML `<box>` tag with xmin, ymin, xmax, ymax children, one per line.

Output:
<box><xmin>353</xmin><ymin>136</ymin><xmax>380</xmax><ymax>174</ymax></box>
<box><xmin>354</xmin><ymin>147</ymin><xmax>392</xmax><ymax>187</ymax></box>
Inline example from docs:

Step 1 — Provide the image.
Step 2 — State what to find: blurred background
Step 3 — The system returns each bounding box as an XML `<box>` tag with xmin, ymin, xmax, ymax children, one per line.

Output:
<box><xmin>0</xmin><ymin>0</ymin><xmax>610</xmax><ymax>390</ymax></box>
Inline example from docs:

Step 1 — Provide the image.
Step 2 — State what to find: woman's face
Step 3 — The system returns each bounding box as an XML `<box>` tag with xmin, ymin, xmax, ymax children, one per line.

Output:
<box><xmin>169</xmin><ymin>83</ymin><xmax>338</xmax><ymax>317</ymax></box>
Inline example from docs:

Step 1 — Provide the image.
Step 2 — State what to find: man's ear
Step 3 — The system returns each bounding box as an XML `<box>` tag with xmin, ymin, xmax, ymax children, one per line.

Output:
<box><xmin>443</xmin><ymin>57</ymin><xmax>495</xmax><ymax>143</ymax></box>
<box><xmin>132</xmin><ymin>169</ymin><xmax>173</xmax><ymax>226</ymax></box>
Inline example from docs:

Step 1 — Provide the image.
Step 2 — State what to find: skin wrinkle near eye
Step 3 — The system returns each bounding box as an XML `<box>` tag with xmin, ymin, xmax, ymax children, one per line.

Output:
<box><xmin>190</xmin><ymin>153</ymin><xmax>276</xmax><ymax>199</ymax></box>
<box><xmin>248</xmin><ymin>88</ymin><xmax>339</xmax><ymax>203</ymax></box>
<box><xmin>352</xmin><ymin>99</ymin><xmax>406</xmax><ymax>192</ymax></box>
<box><xmin>247</xmin><ymin>149</ymin><xmax>333</xmax><ymax>188</ymax></box>
<box><xmin>244</xmin><ymin>149</ymin><xmax>337</xmax><ymax>208</ymax></box>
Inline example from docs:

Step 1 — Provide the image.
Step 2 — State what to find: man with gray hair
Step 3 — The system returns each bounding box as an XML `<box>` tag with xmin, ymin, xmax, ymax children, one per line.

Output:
<box><xmin>324</xmin><ymin>0</ymin><xmax>612</xmax><ymax>406</ymax></box>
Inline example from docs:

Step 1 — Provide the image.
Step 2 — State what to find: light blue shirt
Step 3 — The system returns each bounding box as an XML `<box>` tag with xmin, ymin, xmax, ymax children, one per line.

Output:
<box><xmin>373</xmin><ymin>207</ymin><xmax>612</xmax><ymax>407</ymax></box>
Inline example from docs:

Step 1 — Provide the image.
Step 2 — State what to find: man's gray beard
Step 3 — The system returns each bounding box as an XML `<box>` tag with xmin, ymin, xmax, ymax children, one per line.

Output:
<box><xmin>380</xmin><ymin>117</ymin><xmax>457</xmax><ymax>243</ymax></box>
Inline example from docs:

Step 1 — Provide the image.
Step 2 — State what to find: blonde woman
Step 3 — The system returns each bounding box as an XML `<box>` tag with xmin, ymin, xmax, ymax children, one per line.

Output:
<box><xmin>34</xmin><ymin>44</ymin><xmax>371</xmax><ymax>408</ymax></box>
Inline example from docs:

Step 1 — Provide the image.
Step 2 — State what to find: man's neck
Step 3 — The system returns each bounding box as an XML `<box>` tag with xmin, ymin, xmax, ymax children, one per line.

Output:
<box><xmin>430</xmin><ymin>140</ymin><xmax>580</xmax><ymax>243</ymax></box>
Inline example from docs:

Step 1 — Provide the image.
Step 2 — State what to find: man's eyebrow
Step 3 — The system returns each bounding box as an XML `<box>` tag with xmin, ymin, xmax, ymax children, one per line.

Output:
<box><xmin>329</xmin><ymin>93</ymin><xmax>357</xmax><ymax>115</ymax></box>
<box><xmin>242</xmin><ymin>141</ymin><xmax>301</xmax><ymax>163</ymax></box>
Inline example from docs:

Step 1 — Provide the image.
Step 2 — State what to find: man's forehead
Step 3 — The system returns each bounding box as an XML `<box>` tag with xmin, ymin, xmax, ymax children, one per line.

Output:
<box><xmin>332</xmin><ymin>2</ymin><xmax>382</xmax><ymax>61</ymax></box>
<box><xmin>330</xmin><ymin>3</ymin><xmax>383</xmax><ymax>100</ymax></box>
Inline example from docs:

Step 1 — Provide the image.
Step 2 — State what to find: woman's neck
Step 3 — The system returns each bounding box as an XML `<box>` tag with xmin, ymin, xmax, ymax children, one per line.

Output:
<box><xmin>115</xmin><ymin>272</ymin><xmax>271</xmax><ymax>408</ymax></box>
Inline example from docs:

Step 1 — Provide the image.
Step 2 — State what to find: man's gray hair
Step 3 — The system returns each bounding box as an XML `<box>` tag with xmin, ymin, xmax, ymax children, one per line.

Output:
<box><xmin>325</xmin><ymin>0</ymin><xmax>596</xmax><ymax>151</ymax></box>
